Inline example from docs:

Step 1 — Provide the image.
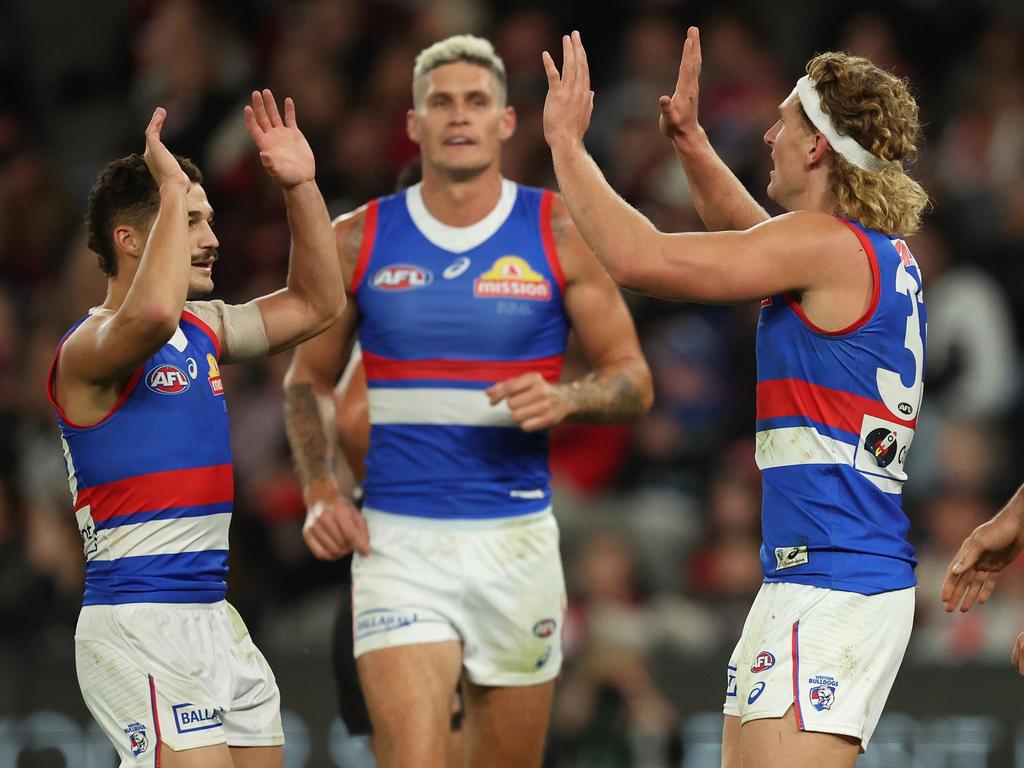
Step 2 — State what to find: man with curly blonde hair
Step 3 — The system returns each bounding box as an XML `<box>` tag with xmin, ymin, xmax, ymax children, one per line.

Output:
<box><xmin>543</xmin><ymin>28</ymin><xmax>928</xmax><ymax>768</ymax></box>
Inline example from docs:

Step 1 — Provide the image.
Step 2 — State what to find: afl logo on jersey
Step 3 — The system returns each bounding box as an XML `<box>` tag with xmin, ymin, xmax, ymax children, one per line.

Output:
<box><xmin>146</xmin><ymin>364</ymin><xmax>190</xmax><ymax>394</ymax></box>
<box><xmin>864</xmin><ymin>427</ymin><xmax>898</xmax><ymax>467</ymax></box>
<box><xmin>533</xmin><ymin>618</ymin><xmax>557</xmax><ymax>638</ymax></box>
<box><xmin>371</xmin><ymin>264</ymin><xmax>433</xmax><ymax>291</ymax></box>
<box><xmin>751</xmin><ymin>650</ymin><xmax>776</xmax><ymax>673</ymax></box>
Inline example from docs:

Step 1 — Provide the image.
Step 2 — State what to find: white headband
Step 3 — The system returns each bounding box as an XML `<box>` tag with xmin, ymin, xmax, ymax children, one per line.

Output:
<box><xmin>795</xmin><ymin>75</ymin><xmax>889</xmax><ymax>173</ymax></box>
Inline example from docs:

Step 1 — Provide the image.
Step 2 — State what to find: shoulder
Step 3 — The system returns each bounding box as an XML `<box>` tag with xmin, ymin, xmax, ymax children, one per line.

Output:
<box><xmin>751</xmin><ymin>210</ymin><xmax>860</xmax><ymax>253</ymax></box>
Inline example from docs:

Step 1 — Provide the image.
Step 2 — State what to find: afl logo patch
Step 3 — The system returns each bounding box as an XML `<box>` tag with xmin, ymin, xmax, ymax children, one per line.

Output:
<box><xmin>371</xmin><ymin>264</ymin><xmax>432</xmax><ymax>291</ymax></box>
<box><xmin>751</xmin><ymin>650</ymin><xmax>776</xmax><ymax>673</ymax></box>
<box><xmin>864</xmin><ymin>427</ymin><xmax>898</xmax><ymax>467</ymax></box>
<box><xmin>146</xmin><ymin>364</ymin><xmax>190</xmax><ymax>394</ymax></box>
<box><xmin>533</xmin><ymin>618</ymin><xmax>557</xmax><ymax>638</ymax></box>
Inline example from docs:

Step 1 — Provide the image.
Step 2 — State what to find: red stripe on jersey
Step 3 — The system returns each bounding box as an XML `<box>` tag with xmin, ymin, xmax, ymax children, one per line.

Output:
<box><xmin>363</xmin><ymin>350</ymin><xmax>565</xmax><ymax>384</ymax></box>
<box><xmin>540</xmin><ymin>190</ymin><xmax>566</xmax><ymax>293</ymax></box>
<box><xmin>149</xmin><ymin>674</ymin><xmax>162</xmax><ymax>767</ymax></box>
<box><xmin>783</xmin><ymin>218</ymin><xmax>881</xmax><ymax>336</ymax></box>
<box><xmin>79</xmin><ymin>464</ymin><xmax>234</xmax><ymax>522</ymax></box>
<box><xmin>181</xmin><ymin>310</ymin><xmax>221</xmax><ymax>358</ymax></box>
<box><xmin>757</xmin><ymin>378</ymin><xmax>917</xmax><ymax>433</ymax></box>
<box><xmin>792</xmin><ymin>621</ymin><xmax>805</xmax><ymax>731</ymax></box>
<box><xmin>351</xmin><ymin>199</ymin><xmax>379</xmax><ymax>293</ymax></box>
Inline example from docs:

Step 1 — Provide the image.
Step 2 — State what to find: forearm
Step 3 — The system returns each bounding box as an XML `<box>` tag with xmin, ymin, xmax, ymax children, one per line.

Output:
<box><xmin>122</xmin><ymin>182</ymin><xmax>191</xmax><ymax>326</ymax></box>
<box><xmin>671</xmin><ymin>130</ymin><xmax>769</xmax><ymax>231</ymax></box>
<box><xmin>549</xmin><ymin>140</ymin><xmax>664</xmax><ymax>288</ymax></box>
<box><xmin>283</xmin><ymin>381</ymin><xmax>338</xmax><ymax>494</ymax></box>
<box><xmin>283</xmin><ymin>180</ymin><xmax>344</xmax><ymax>320</ymax></box>
<box><xmin>562</xmin><ymin>358</ymin><xmax>652</xmax><ymax>424</ymax></box>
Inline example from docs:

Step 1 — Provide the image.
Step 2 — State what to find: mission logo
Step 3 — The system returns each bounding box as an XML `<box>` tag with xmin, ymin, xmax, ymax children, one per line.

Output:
<box><xmin>474</xmin><ymin>256</ymin><xmax>552</xmax><ymax>301</ymax></box>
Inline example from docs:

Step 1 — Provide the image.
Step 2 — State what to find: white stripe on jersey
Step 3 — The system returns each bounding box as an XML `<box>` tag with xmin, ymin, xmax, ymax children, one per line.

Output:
<box><xmin>91</xmin><ymin>513</ymin><xmax>231</xmax><ymax>562</ymax></box>
<box><xmin>755</xmin><ymin>426</ymin><xmax>904</xmax><ymax>495</ymax></box>
<box><xmin>368</xmin><ymin>387</ymin><xmax>517</xmax><ymax>427</ymax></box>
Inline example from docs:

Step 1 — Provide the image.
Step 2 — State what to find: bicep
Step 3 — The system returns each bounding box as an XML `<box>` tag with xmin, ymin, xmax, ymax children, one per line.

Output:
<box><xmin>624</xmin><ymin>213</ymin><xmax>829</xmax><ymax>303</ymax></box>
<box><xmin>563</xmin><ymin>257</ymin><xmax>646</xmax><ymax>370</ymax></box>
<box><xmin>58</xmin><ymin>313</ymin><xmax>173</xmax><ymax>388</ymax></box>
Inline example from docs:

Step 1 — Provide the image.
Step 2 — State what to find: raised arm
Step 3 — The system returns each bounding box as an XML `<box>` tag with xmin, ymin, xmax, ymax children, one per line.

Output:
<box><xmin>243</xmin><ymin>89</ymin><xmax>344</xmax><ymax>354</ymax></box>
<box><xmin>540</xmin><ymin>32</ymin><xmax>858</xmax><ymax>309</ymax></box>
<box><xmin>56</xmin><ymin>109</ymin><xmax>192</xmax><ymax>419</ymax></box>
<box><xmin>658</xmin><ymin>27</ymin><xmax>769</xmax><ymax>231</ymax></box>
<box><xmin>283</xmin><ymin>210</ymin><xmax>369</xmax><ymax>559</ymax></box>
<box><xmin>486</xmin><ymin>196</ymin><xmax>653</xmax><ymax>430</ymax></box>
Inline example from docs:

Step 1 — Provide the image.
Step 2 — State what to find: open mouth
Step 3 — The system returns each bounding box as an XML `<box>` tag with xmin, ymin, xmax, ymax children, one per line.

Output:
<box><xmin>443</xmin><ymin>136</ymin><xmax>476</xmax><ymax>147</ymax></box>
<box><xmin>191</xmin><ymin>259</ymin><xmax>215</xmax><ymax>274</ymax></box>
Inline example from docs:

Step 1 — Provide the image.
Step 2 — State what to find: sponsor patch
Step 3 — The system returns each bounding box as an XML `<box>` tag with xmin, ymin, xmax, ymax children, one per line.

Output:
<box><xmin>355</xmin><ymin>608</ymin><xmax>419</xmax><ymax>639</ymax></box>
<box><xmin>856</xmin><ymin>414</ymin><xmax>913</xmax><ymax>481</ymax></box>
<box><xmin>123</xmin><ymin>722</ymin><xmax>148</xmax><ymax>756</ymax></box>
<box><xmin>371</xmin><ymin>264</ymin><xmax>433</xmax><ymax>291</ymax></box>
<box><xmin>146</xmin><ymin>364</ymin><xmax>190</xmax><ymax>394</ymax></box>
<box><xmin>751</xmin><ymin>650</ymin><xmax>776</xmax><ymax>673</ymax></box>
<box><xmin>536</xmin><ymin>645</ymin><xmax>552</xmax><ymax>668</ymax></box>
<box><xmin>808</xmin><ymin>675</ymin><xmax>839</xmax><ymax>711</ymax></box>
<box><xmin>443</xmin><ymin>256</ymin><xmax>471</xmax><ymax>280</ymax></box>
<box><xmin>748</xmin><ymin>681</ymin><xmax>766</xmax><ymax>705</ymax></box>
<box><xmin>775</xmin><ymin>545</ymin><xmax>808</xmax><ymax>570</ymax></box>
<box><xmin>726</xmin><ymin>665</ymin><xmax>737</xmax><ymax>698</ymax></box>
<box><xmin>206</xmin><ymin>353</ymin><xmax>223</xmax><ymax>396</ymax></box>
<box><xmin>473</xmin><ymin>256</ymin><xmax>551</xmax><ymax>301</ymax></box>
<box><xmin>172</xmin><ymin>703</ymin><xmax>223</xmax><ymax>734</ymax></box>
<box><xmin>533</xmin><ymin>618</ymin><xmax>557</xmax><ymax>639</ymax></box>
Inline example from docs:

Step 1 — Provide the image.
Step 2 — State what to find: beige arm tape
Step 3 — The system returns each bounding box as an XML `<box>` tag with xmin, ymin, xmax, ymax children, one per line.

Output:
<box><xmin>185</xmin><ymin>300</ymin><xmax>269</xmax><ymax>363</ymax></box>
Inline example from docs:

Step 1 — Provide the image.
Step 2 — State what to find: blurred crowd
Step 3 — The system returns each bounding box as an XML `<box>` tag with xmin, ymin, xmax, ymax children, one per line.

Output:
<box><xmin>2</xmin><ymin>0</ymin><xmax>1024</xmax><ymax>765</ymax></box>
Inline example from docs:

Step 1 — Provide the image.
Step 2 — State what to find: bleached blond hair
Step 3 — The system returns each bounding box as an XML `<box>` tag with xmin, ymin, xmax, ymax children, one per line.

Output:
<box><xmin>412</xmin><ymin>34</ymin><xmax>507</xmax><ymax>108</ymax></box>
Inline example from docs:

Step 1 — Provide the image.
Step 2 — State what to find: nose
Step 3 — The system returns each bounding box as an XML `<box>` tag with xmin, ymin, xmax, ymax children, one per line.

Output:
<box><xmin>764</xmin><ymin>120</ymin><xmax>781</xmax><ymax>146</ymax></box>
<box><xmin>200</xmin><ymin>221</ymin><xmax>219</xmax><ymax>249</ymax></box>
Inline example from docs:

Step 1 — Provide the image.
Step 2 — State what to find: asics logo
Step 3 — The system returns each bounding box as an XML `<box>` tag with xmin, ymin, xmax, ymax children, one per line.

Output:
<box><xmin>443</xmin><ymin>257</ymin><xmax>471</xmax><ymax>279</ymax></box>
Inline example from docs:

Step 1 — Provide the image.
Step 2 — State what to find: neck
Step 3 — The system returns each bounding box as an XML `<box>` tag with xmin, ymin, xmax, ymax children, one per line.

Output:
<box><xmin>100</xmin><ymin>275</ymin><xmax>132</xmax><ymax>313</ymax></box>
<box><xmin>418</xmin><ymin>164</ymin><xmax>504</xmax><ymax>226</ymax></box>
<box><xmin>786</xmin><ymin>170</ymin><xmax>834</xmax><ymax>215</ymax></box>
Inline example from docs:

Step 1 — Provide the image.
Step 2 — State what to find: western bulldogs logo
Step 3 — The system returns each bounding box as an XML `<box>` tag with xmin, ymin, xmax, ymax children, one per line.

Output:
<box><xmin>123</xmin><ymin>722</ymin><xmax>148</xmax><ymax>756</ymax></box>
<box><xmin>751</xmin><ymin>650</ymin><xmax>776</xmax><ymax>673</ymax></box>
<box><xmin>371</xmin><ymin>264</ymin><xmax>432</xmax><ymax>291</ymax></box>
<box><xmin>533</xmin><ymin>618</ymin><xmax>557</xmax><ymax>638</ymax></box>
<box><xmin>146</xmin><ymin>364</ymin><xmax>190</xmax><ymax>394</ymax></box>
<box><xmin>863</xmin><ymin>427</ymin><xmax>897</xmax><ymax>468</ymax></box>
<box><xmin>808</xmin><ymin>675</ymin><xmax>840</xmax><ymax>711</ymax></box>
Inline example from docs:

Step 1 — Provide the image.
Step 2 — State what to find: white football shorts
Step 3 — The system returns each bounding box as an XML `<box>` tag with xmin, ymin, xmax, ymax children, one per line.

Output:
<box><xmin>723</xmin><ymin>581</ymin><xmax>914</xmax><ymax>750</ymax></box>
<box><xmin>352</xmin><ymin>507</ymin><xmax>567</xmax><ymax>686</ymax></box>
<box><xmin>76</xmin><ymin>600</ymin><xmax>283</xmax><ymax>765</ymax></box>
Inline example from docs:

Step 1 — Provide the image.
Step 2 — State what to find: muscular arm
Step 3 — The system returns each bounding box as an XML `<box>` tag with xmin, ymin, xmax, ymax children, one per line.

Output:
<box><xmin>283</xmin><ymin>209</ymin><xmax>363</xmax><ymax>496</ymax></box>
<box><xmin>486</xmin><ymin>197</ymin><xmax>653</xmax><ymax>430</ymax></box>
<box><xmin>659</xmin><ymin>27</ymin><xmax>769</xmax><ymax>231</ymax></box>
<box><xmin>242</xmin><ymin>90</ymin><xmax>344</xmax><ymax>355</ymax></box>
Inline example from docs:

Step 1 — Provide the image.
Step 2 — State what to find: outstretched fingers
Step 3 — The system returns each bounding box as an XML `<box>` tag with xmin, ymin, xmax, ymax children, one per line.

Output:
<box><xmin>541</xmin><ymin>50</ymin><xmax>560</xmax><ymax>87</ymax></box>
<box><xmin>284</xmin><ymin>96</ymin><xmax>297</xmax><ymax>128</ymax></box>
<box><xmin>146</xmin><ymin>107</ymin><xmax>167</xmax><ymax>140</ymax></box>
<box><xmin>262</xmin><ymin>88</ymin><xmax>283</xmax><ymax>126</ymax></box>
<box><xmin>250</xmin><ymin>89</ymin><xmax>271</xmax><ymax>132</ymax></box>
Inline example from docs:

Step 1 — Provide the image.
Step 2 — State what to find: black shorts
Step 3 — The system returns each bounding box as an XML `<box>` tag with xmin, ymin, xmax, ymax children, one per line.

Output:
<box><xmin>332</xmin><ymin>556</ymin><xmax>463</xmax><ymax>736</ymax></box>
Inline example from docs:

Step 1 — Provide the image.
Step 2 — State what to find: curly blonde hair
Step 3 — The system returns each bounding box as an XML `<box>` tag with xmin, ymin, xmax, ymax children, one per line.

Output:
<box><xmin>803</xmin><ymin>52</ymin><xmax>929</xmax><ymax>236</ymax></box>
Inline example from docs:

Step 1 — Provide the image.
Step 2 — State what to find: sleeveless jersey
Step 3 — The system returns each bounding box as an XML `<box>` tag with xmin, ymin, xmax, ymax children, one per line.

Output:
<box><xmin>48</xmin><ymin>311</ymin><xmax>232</xmax><ymax>605</ymax></box>
<box><xmin>754</xmin><ymin>218</ymin><xmax>925</xmax><ymax>594</ymax></box>
<box><xmin>353</xmin><ymin>180</ymin><xmax>569</xmax><ymax>520</ymax></box>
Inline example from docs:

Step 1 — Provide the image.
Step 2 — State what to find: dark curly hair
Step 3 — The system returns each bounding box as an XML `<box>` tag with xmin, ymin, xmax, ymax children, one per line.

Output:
<box><xmin>85</xmin><ymin>153</ymin><xmax>203</xmax><ymax>277</ymax></box>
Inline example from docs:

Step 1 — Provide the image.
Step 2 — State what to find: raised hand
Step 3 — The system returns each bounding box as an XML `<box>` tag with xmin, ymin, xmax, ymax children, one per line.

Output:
<box><xmin>142</xmin><ymin>107</ymin><xmax>190</xmax><ymax>188</ymax></box>
<box><xmin>243</xmin><ymin>89</ymin><xmax>315</xmax><ymax>189</ymax></box>
<box><xmin>659</xmin><ymin>26</ymin><xmax>703</xmax><ymax>143</ymax></box>
<box><xmin>541</xmin><ymin>30</ymin><xmax>595</xmax><ymax>150</ymax></box>
<box><xmin>941</xmin><ymin>505</ymin><xmax>1024</xmax><ymax>613</ymax></box>
<box><xmin>486</xmin><ymin>372</ymin><xmax>573</xmax><ymax>432</ymax></box>
<box><xmin>302</xmin><ymin>491</ymin><xmax>370</xmax><ymax>559</ymax></box>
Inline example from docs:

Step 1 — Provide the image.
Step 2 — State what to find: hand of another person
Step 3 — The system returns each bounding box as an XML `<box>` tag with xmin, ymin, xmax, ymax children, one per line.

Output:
<box><xmin>1011</xmin><ymin>630</ymin><xmax>1024</xmax><ymax>676</ymax></box>
<box><xmin>541</xmin><ymin>30</ymin><xmax>595</xmax><ymax>150</ymax></box>
<box><xmin>142</xmin><ymin>107</ymin><xmax>191</xmax><ymax>188</ymax></box>
<box><xmin>659</xmin><ymin>26</ymin><xmax>703</xmax><ymax>143</ymax></box>
<box><xmin>486</xmin><ymin>372</ymin><xmax>573</xmax><ymax>432</ymax></box>
<box><xmin>302</xmin><ymin>490</ymin><xmax>370</xmax><ymax>559</ymax></box>
<box><xmin>243</xmin><ymin>89</ymin><xmax>315</xmax><ymax>189</ymax></box>
<box><xmin>941</xmin><ymin>508</ymin><xmax>1024</xmax><ymax>613</ymax></box>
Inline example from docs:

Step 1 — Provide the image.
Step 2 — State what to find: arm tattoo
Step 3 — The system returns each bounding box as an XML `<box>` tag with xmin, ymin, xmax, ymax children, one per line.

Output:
<box><xmin>563</xmin><ymin>370</ymin><xmax>647</xmax><ymax>424</ymax></box>
<box><xmin>283</xmin><ymin>382</ymin><xmax>335</xmax><ymax>487</ymax></box>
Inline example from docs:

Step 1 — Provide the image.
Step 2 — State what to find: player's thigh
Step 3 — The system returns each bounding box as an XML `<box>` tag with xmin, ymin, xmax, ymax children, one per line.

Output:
<box><xmin>228</xmin><ymin>745</ymin><xmax>284</xmax><ymax>768</ymax></box>
<box><xmin>159</xmin><ymin>743</ymin><xmax>234</xmax><ymax>768</ymax></box>
<box><xmin>357</xmin><ymin>641</ymin><xmax>463</xmax><ymax>752</ymax></box>
<box><xmin>461</xmin><ymin>679</ymin><xmax>555</xmax><ymax>768</ymax></box>
<box><xmin>740</xmin><ymin>707</ymin><xmax>858</xmax><ymax>768</ymax></box>
<box><xmin>722</xmin><ymin>714</ymin><xmax>740</xmax><ymax>768</ymax></box>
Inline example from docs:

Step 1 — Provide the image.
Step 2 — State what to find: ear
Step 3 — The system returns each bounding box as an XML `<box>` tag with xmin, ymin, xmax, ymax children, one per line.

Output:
<box><xmin>807</xmin><ymin>132</ymin><xmax>831</xmax><ymax>168</ymax></box>
<box><xmin>498</xmin><ymin>105</ymin><xmax>516</xmax><ymax>142</ymax></box>
<box><xmin>113</xmin><ymin>224</ymin><xmax>145</xmax><ymax>259</ymax></box>
<box><xmin>406</xmin><ymin>108</ymin><xmax>421</xmax><ymax>145</ymax></box>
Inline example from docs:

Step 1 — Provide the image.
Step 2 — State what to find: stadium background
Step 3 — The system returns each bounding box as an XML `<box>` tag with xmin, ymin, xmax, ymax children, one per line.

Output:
<box><xmin>2</xmin><ymin>0</ymin><xmax>1024</xmax><ymax>765</ymax></box>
